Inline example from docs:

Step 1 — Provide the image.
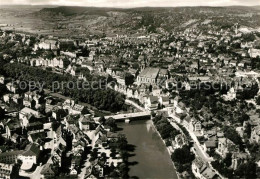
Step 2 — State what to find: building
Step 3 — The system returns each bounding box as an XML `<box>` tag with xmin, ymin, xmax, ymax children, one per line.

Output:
<box><xmin>145</xmin><ymin>96</ymin><xmax>158</xmax><ymax>110</ymax></box>
<box><xmin>250</xmin><ymin>126</ymin><xmax>260</xmax><ymax>144</ymax></box>
<box><xmin>34</xmin><ymin>39</ymin><xmax>58</xmax><ymax>50</ymax></box>
<box><xmin>192</xmin><ymin>158</ymin><xmax>216</xmax><ymax>179</ymax></box>
<box><xmin>0</xmin><ymin>76</ymin><xmax>5</xmax><ymax>84</ymax></box>
<box><xmin>137</xmin><ymin>68</ymin><xmax>160</xmax><ymax>84</ymax></box>
<box><xmin>231</xmin><ymin>153</ymin><xmax>249</xmax><ymax>170</ymax></box>
<box><xmin>19</xmin><ymin>144</ymin><xmax>40</xmax><ymax>170</ymax></box>
<box><xmin>19</xmin><ymin>107</ymin><xmax>40</xmax><ymax>127</ymax></box>
<box><xmin>159</xmin><ymin>96</ymin><xmax>170</xmax><ymax>107</ymax></box>
<box><xmin>0</xmin><ymin>163</ymin><xmax>13</xmax><ymax>179</ymax></box>
<box><xmin>248</xmin><ymin>48</ymin><xmax>260</xmax><ymax>58</ymax></box>
<box><xmin>0</xmin><ymin>151</ymin><xmax>22</xmax><ymax>164</ymax></box>
<box><xmin>40</xmin><ymin>163</ymin><xmax>55</xmax><ymax>179</ymax></box>
<box><xmin>216</xmin><ymin>137</ymin><xmax>239</xmax><ymax>158</ymax></box>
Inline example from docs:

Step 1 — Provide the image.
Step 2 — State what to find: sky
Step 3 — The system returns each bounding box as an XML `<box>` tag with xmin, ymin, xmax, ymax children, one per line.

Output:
<box><xmin>0</xmin><ymin>0</ymin><xmax>259</xmax><ymax>7</ymax></box>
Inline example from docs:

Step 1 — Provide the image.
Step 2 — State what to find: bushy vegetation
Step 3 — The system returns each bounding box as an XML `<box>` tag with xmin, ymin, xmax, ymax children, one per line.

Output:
<box><xmin>152</xmin><ymin>115</ymin><xmax>180</xmax><ymax>140</ymax></box>
<box><xmin>2</xmin><ymin>63</ymin><xmax>125</xmax><ymax>112</ymax></box>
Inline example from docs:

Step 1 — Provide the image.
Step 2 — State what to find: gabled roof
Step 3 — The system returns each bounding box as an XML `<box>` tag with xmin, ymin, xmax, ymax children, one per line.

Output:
<box><xmin>41</xmin><ymin>163</ymin><xmax>55</xmax><ymax>175</ymax></box>
<box><xmin>22</xmin><ymin>143</ymin><xmax>40</xmax><ymax>157</ymax></box>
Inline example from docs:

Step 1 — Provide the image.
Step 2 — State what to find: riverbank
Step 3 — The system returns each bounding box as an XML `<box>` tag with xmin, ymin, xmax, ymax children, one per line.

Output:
<box><xmin>149</xmin><ymin>120</ymin><xmax>181</xmax><ymax>179</ymax></box>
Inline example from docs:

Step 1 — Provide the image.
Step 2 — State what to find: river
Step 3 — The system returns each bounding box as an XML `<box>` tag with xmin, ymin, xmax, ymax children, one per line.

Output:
<box><xmin>118</xmin><ymin>120</ymin><xmax>178</xmax><ymax>179</ymax></box>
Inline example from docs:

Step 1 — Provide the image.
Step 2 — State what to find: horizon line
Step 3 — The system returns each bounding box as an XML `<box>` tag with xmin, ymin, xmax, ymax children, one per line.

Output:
<box><xmin>0</xmin><ymin>4</ymin><xmax>260</xmax><ymax>8</ymax></box>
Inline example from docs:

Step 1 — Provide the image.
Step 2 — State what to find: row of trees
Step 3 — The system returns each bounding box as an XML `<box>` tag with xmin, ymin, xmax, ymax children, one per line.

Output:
<box><xmin>152</xmin><ymin>115</ymin><xmax>194</xmax><ymax>176</ymax></box>
<box><xmin>152</xmin><ymin>115</ymin><xmax>180</xmax><ymax>140</ymax></box>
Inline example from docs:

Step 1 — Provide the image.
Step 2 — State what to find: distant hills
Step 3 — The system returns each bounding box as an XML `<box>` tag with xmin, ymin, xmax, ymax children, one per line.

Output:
<box><xmin>34</xmin><ymin>6</ymin><xmax>260</xmax><ymax>34</ymax></box>
<box><xmin>1</xmin><ymin>5</ymin><xmax>259</xmax><ymax>37</ymax></box>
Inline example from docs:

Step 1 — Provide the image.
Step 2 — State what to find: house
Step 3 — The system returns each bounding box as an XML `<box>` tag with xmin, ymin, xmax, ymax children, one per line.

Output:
<box><xmin>182</xmin><ymin>116</ymin><xmax>202</xmax><ymax>134</ymax></box>
<box><xmin>10</xmin><ymin>133</ymin><xmax>20</xmax><ymax>143</ymax></box>
<box><xmin>0</xmin><ymin>151</ymin><xmax>22</xmax><ymax>164</ymax></box>
<box><xmin>72</xmin><ymin>139</ymin><xmax>86</xmax><ymax>153</ymax></box>
<box><xmin>40</xmin><ymin>163</ymin><xmax>55</xmax><ymax>179</ymax></box>
<box><xmin>172</xmin><ymin>134</ymin><xmax>187</xmax><ymax>149</ymax></box>
<box><xmin>71</xmin><ymin>104</ymin><xmax>88</xmax><ymax>115</ymax></box>
<box><xmin>176</xmin><ymin>101</ymin><xmax>186</xmax><ymax>114</ymax></box>
<box><xmin>190</xmin><ymin>119</ymin><xmax>202</xmax><ymax>133</ymax></box>
<box><xmin>216</xmin><ymin>137</ymin><xmax>239</xmax><ymax>158</ymax></box>
<box><xmin>6</xmin><ymin>82</ymin><xmax>19</xmax><ymax>93</ymax></box>
<box><xmin>52</xmin><ymin>107</ymin><xmax>68</xmax><ymax>120</ymax></box>
<box><xmin>192</xmin><ymin>157</ymin><xmax>216</xmax><ymax>179</ymax></box>
<box><xmin>94</xmin><ymin>164</ymin><xmax>104</xmax><ymax>177</ymax></box>
<box><xmin>28</xmin><ymin>131</ymin><xmax>46</xmax><ymax>143</ymax></box>
<box><xmin>3</xmin><ymin>94</ymin><xmax>12</xmax><ymax>103</ymax></box>
<box><xmin>203</xmin><ymin>140</ymin><xmax>217</xmax><ymax>152</ymax></box>
<box><xmin>70</xmin><ymin>156</ymin><xmax>81</xmax><ymax>170</ymax></box>
<box><xmin>78</xmin><ymin>115</ymin><xmax>95</xmax><ymax>131</ymax></box>
<box><xmin>0</xmin><ymin>76</ymin><xmax>5</xmax><ymax>84</ymax></box>
<box><xmin>0</xmin><ymin>162</ymin><xmax>13</xmax><ymax>179</ymax></box>
<box><xmin>19</xmin><ymin>107</ymin><xmax>40</xmax><ymax>127</ymax></box>
<box><xmin>248</xmin><ymin>48</ymin><xmax>260</xmax><ymax>58</ymax></box>
<box><xmin>231</xmin><ymin>153</ymin><xmax>249</xmax><ymax>170</ymax></box>
<box><xmin>145</xmin><ymin>96</ymin><xmax>158</xmax><ymax>110</ymax></box>
<box><xmin>159</xmin><ymin>96</ymin><xmax>170</xmax><ymax>107</ymax></box>
<box><xmin>71</xmin><ymin>67</ymin><xmax>80</xmax><ymax>77</ymax></box>
<box><xmin>34</xmin><ymin>39</ymin><xmax>58</xmax><ymax>50</ymax></box>
<box><xmin>70</xmin><ymin>168</ymin><xmax>78</xmax><ymax>176</ymax></box>
<box><xmin>19</xmin><ymin>143</ymin><xmax>40</xmax><ymax>166</ymax></box>
<box><xmin>250</xmin><ymin>126</ymin><xmax>260</xmax><ymax>144</ymax></box>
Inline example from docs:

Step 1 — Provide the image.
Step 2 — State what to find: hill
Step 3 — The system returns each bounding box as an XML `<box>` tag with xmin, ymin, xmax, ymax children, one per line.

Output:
<box><xmin>1</xmin><ymin>6</ymin><xmax>260</xmax><ymax>37</ymax></box>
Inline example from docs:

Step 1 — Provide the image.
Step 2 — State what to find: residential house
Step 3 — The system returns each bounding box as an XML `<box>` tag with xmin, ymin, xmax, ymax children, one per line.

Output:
<box><xmin>145</xmin><ymin>96</ymin><xmax>158</xmax><ymax>110</ymax></box>
<box><xmin>158</xmin><ymin>96</ymin><xmax>170</xmax><ymax>107</ymax></box>
<box><xmin>216</xmin><ymin>137</ymin><xmax>239</xmax><ymax>158</ymax></box>
<box><xmin>19</xmin><ymin>107</ymin><xmax>40</xmax><ymax>128</ymax></box>
<box><xmin>6</xmin><ymin>82</ymin><xmax>19</xmax><ymax>94</ymax></box>
<box><xmin>71</xmin><ymin>104</ymin><xmax>88</xmax><ymax>115</ymax></box>
<box><xmin>0</xmin><ymin>76</ymin><xmax>5</xmax><ymax>84</ymax></box>
<box><xmin>0</xmin><ymin>163</ymin><xmax>13</xmax><ymax>179</ymax></box>
<box><xmin>0</xmin><ymin>151</ymin><xmax>22</xmax><ymax>164</ymax></box>
<box><xmin>78</xmin><ymin>115</ymin><xmax>95</xmax><ymax>131</ymax></box>
<box><xmin>176</xmin><ymin>101</ymin><xmax>186</xmax><ymax>114</ymax></box>
<box><xmin>203</xmin><ymin>139</ymin><xmax>217</xmax><ymax>153</ymax></box>
<box><xmin>231</xmin><ymin>153</ymin><xmax>249</xmax><ymax>170</ymax></box>
<box><xmin>192</xmin><ymin>157</ymin><xmax>216</xmax><ymax>179</ymax></box>
<box><xmin>250</xmin><ymin>126</ymin><xmax>260</xmax><ymax>144</ymax></box>
<box><xmin>18</xmin><ymin>143</ymin><xmax>40</xmax><ymax>167</ymax></box>
<box><xmin>40</xmin><ymin>163</ymin><xmax>55</xmax><ymax>179</ymax></box>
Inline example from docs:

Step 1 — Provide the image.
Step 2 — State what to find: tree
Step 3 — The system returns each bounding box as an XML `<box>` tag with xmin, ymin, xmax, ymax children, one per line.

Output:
<box><xmin>99</xmin><ymin>116</ymin><xmax>106</xmax><ymax>125</ymax></box>
<box><xmin>117</xmin><ymin>134</ymin><xmax>128</xmax><ymax>151</ymax></box>
<box><xmin>238</xmin><ymin>113</ymin><xmax>249</xmax><ymax>124</ymax></box>
<box><xmin>223</xmin><ymin>153</ymin><xmax>232</xmax><ymax>167</ymax></box>
<box><xmin>118</xmin><ymin>163</ymin><xmax>128</xmax><ymax>178</ymax></box>
<box><xmin>105</xmin><ymin>117</ymin><xmax>117</xmax><ymax>132</ymax></box>
<box><xmin>244</xmin><ymin>123</ymin><xmax>252</xmax><ymax>138</ymax></box>
<box><xmin>0</xmin><ymin>107</ymin><xmax>6</xmax><ymax>119</ymax></box>
<box><xmin>223</xmin><ymin>126</ymin><xmax>244</xmax><ymax>150</ymax></box>
<box><xmin>90</xmin><ymin>148</ymin><xmax>98</xmax><ymax>162</ymax></box>
<box><xmin>235</xmin><ymin>160</ymin><xmax>257</xmax><ymax>179</ymax></box>
<box><xmin>171</xmin><ymin>145</ymin><xmax>194</xmax><ymax>164</ymax></box>
<box><xmin>125</xmin><ymin>73</ymin><xmax>134</xmax><ymax>86</ymax></box>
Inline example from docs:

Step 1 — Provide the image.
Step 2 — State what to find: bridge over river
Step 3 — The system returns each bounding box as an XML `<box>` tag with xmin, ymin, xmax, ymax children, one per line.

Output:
<box><xmin>94</xmin><ymin>111</ymin><xmax>151</xmax><ymax>122</ymax></box>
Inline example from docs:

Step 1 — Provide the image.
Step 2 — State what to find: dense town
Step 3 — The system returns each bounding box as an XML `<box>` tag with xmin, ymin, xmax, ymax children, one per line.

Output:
<box><xmin>0</xmin><ymin>12</ymin><xmax>260</xmax><ymax>179</ymax></box>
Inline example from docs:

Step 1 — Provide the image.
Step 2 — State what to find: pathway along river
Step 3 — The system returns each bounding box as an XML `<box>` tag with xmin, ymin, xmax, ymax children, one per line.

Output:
<box><xmin>118</xmin><ymin>119</ymin><xmax>178</xmax><ymax>179</ymax></box>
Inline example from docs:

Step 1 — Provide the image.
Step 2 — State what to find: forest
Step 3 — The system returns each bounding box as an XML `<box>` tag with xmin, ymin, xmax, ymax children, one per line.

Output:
<box><xmin>1</xmin><ymin>63</ymin><xmax>125</xmax><ymax>112</ymax></box>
